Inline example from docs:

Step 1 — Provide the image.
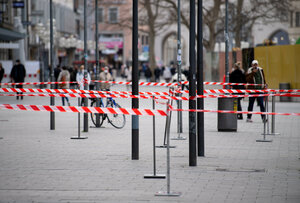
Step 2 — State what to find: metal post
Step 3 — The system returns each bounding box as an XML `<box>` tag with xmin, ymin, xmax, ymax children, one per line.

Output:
<box><xmin>144</xmin><ymin>97</ymin><xmax>166</xmax><ymax>179</ymax></box>
<box><xmin>83</xmin><ymin>0</ymin><xmax>89</xmax><ymax>132</ymax></box>
<box><xmin>197</xmin><ymin>0</ymin><xmax>204</xmax><ymax>157</ymax></box>
<box><xmin>95</xmin><ymin>0</ymin><xmax>101</xmax><ymax>127</ymax></box>
<box><xmin>132</xmin><ymin>0</ymin><xmax>139</xmax><ymax>160</ymax></box>
<box><xmin>189</xmin><ymin>0</ymin><xmax>197</xmax><ymax>167</ymax></box>
<box><xmin>266</xmin><ymin>96</ymin><xmax>270</xmax><ymax>134</ymax></box>
<box><xmin>155</xmin><ymin>102</ymin><xmax>181</xmax><ymax>197</ymax></box>
<box><xmin>71</xmin><ymin>98</ymin><xmax>87</xmax><ymax>139</ymax></box>
<box><xmin>172</xmin><ymin>0</ymin><xmax>186</xmax><ymax>141</ymax></box>
<box><xmin>256</xmin><ymin>96</ymin><xmax>272</xmax><ymax>142</ymax></box>
<box><xmin>225</xmin><ymin>0</ymin><xmax>229</xmax><ymax>89</ymax></box>
<box><xmin>71</xmin><ymin>98</ymin><xmax>87</xmax><ymax>140</ymax></box>
<box><xmin>157</xmin><ymin>90</ymin><xmax>176</xmax><ymax>148</ymax></box>
<box><xmin>271</xmin><ymin>96</ymin><xmax>280</xmax><ymax>135</ymax></box>
<box><xmin>49</xmin><ymin>0</ymin><xmax>55</xmax><ymax>130</ymax></box>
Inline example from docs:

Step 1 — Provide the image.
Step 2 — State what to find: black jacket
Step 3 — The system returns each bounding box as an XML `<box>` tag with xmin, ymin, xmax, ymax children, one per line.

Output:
<box><xmin>229</xmin><ymin>69</ymin><xmax>246</xmax><ymax>90</ymax></box>
<box><xmin>10</xmin><ymin>64</ymin><xmax>26</xmax><ymax>82</ymax></box>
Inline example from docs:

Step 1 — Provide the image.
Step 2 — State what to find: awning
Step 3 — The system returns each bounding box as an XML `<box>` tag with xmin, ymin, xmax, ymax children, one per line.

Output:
<box><xmin>0</xmin><ymin>27</ymin><xmax>26</xmax><ymax>41</ymax></box>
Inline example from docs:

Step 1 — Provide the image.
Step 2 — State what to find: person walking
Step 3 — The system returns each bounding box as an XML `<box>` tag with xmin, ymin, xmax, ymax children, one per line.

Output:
<box><xmin>99</xmin><ymin>66</ymin><xmax>113</xmax><ymax>90</ymax></box>
<box><xmin>144</xmin><ymin>65</ymin><xmax>152</xmax><ymax>82</ymax></box>
<box><xmin>76</xmin><ymin>65</ymin><xmax>91</xmax><ymax>105</ymax></box>
<box><xmin>57</xmin><ymin>66</ymin><xmax>71</xmax><ymax>106</ymax></box>
<box><xmin>245</xmin><ymin>60</ymin><xmax>267</xmax><ymax>123</ymax></box>
<box><xmin>154</xmin><ymin>66</ymin><xmax>161</xmax><ymax>82</ymax></box>
<box><xmin>0</xmin><ymin>62</ymin><xmax>4</xmax><ymax>87</ymax></box>
<box><xmin>229</xmin><ymin>61</ymin><xmax>246</xmax><ymax>120</ymax></box>
<box><xmin>162</xmin><ymin>66</ymin><xmax>172</xmax><ymax>83</ymax></box>
<box><xmin>10</xmin><ymin>60</ymin><xmax>26</xmax><ymax>100</ymax></box>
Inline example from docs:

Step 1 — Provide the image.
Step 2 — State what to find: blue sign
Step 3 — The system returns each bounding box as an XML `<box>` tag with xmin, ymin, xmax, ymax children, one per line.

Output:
<box><xmin>13</xmin><ymin>1</ymin><xmax>25</xmax><ymax>8</ymax></box>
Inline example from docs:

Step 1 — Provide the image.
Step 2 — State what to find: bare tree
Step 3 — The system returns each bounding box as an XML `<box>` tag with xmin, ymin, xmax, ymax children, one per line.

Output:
<box><xmin>229</xmin><ymin>0</ymin><xmax>291</xmax><ymax>47</ymax></box>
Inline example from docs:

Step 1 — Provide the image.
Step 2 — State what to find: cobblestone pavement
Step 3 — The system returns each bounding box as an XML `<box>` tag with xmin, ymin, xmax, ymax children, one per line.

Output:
<box><xmin>0</xmin><ymin>84</ymin><xmax>299</xmax><ymax>203</ymax></box>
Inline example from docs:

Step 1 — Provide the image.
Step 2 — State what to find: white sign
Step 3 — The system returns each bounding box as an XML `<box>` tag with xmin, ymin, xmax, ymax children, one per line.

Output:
<box><xmin>0</xmin><ymin>43</ymin><xmax>20</xmax><ymax>49</ymax></box>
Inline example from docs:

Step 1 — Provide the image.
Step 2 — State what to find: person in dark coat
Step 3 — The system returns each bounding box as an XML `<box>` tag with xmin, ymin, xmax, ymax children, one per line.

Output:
<box><xmin>229</xmin><ymin>61</ymin><xmax>246</xmax><ymax>120</ymax></box>
<box><xmin>144</xmin><ymin>66</ymin><xmax>152</xmax><ymax>82</ymax></box>
<box><xmin>0</xmin><ymin>62</ymin><xmax>4</xmax><ymax>87</ymax></box>
<box><xmin>154</xmin><ymin>66</ymin><xmax>161</xmax><ymax>82</ymax></box>
<box><xmin>10</xmin><ymin>59</ymin><xmax>26</xmax><ymax>100</ymax></box>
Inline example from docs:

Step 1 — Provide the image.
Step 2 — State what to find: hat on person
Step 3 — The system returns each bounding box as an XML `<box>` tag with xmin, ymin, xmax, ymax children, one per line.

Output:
<box><xmin>252</xmin><ymin>60</ymin><xmax>258</xmax><ymax>65</ymax></box>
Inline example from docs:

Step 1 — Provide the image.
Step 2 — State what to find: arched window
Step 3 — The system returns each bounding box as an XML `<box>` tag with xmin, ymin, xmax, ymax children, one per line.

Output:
<box><xmin>269</xmin><ymin>29</ymin><xmax>290</xmax><ymax>45</ymax></box>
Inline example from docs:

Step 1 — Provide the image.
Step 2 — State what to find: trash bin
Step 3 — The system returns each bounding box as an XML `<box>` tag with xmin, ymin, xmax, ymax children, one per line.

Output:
<box><xmin>217</xmin><ymin>98</ymin><xmax>237</xmax><ymax>132</ymax></box>
<box><xmin>279</xmin><ymin>83</ymin><xmax>291</xmax><ymax>102</ymax></box>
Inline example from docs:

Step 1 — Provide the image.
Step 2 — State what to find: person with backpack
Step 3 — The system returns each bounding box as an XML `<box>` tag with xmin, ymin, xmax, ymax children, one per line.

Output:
<box><xmin>57</xmin><ymin>66</ymin><xmax>71</xmax><ymax>106</ymax></box>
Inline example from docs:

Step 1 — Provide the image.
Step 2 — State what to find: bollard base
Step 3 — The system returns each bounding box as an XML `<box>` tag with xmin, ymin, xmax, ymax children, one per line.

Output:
<box><xmin>144</xmin><ymin>174</ymin><xmax>166</xmax><ymax>179</ymax></box>
<box><xmin>265</xmin><ymin>133</ymin><xmax>280</xmax><ymax>136</ymax></box>
<box><xmin>156</xmin><ymin>145</ymin><xmax>176</xmax><ymax>148</ymax></box>
<box><xmin>256</xmin><ymin>139</ymin><xmax>272</xmax><ymax>142</ymax></box>
<box><xmin>70</xmin><ymin>136</ymin><xmax>88</xmax><ymax>139</ymax></box>
<box><xmin>90</xmin><ymin>126</ymin><xmax>105</xmax><ymax>128</ymax></box>
<box><xmin>171</xmin><ymin>135</ymin><xmax>187</xmax><ymax>140</ymax></box>
<box><xmin>155</xmin><ymin>191</ymin><xmax>181</xmax><ymax>196</ymax></box>
<box><xmin>218</xmin><ymin>129</ymin><xmax>237</xmax><ymax>132</ymax></box>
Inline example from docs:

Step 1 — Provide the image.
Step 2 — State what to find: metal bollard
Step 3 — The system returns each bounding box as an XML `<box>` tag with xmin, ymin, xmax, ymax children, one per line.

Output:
<box><xmin>155</xmin><ymin>99</ymin><xmax>181</xmax><ymax>197</ymax></box>
<box><xmin>144</xmin><ymin>97</ymin><xmax>166</xmax><ymax>179</ymax></box>
<box><xmin>270</xmin><ymin>96</ymin><xmax>280</xmax><ymax>135</ymax></box>
<box><xmin>256</xmin><ymin>95</ymin><xmax>272</xmax><ymax>142</ymax></box>
<box><xmin>156</xmin><ymin>91</ymin><xmax>176</xmax><ymax>148</ymax></box>
<box><xmin>172</xmin><ymin>91</ymin><xmax>186</xmax><ymax>140</ymax></box>
<box><xmin>71</xmin><ymin>98</ymin><xmax>88</xmax><ymax>139</ymax></box>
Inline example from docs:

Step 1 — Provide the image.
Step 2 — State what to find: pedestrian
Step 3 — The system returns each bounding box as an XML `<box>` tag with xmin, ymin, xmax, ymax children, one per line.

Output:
<box><xmin>99</xmin><ymin>66</ymin><xmax>113</xmax><ymax>90</ymax></box>
<box><xmin>76</xmin><ymin>65</ymin><xmax>91</xmax><ymax>105</ymax></box>
<box><xmin>162</xmin><ymin>66</ymin><xmax>172</xmax><ymax>83</ymax></box>
<box><xmin>10</xmin><ymin>60</ymin><xmax>26</xmax><ymax>100</ymax></box>
<box><xmin>57</xmin><ymin>66</ymin><xmax>71</xmax><ymax>106</ymax></box>
<box><xmin>70</xmin><ymin>65</ymin><xmax>78</xmax><ymax>89</ymax></box>
<box><xmin>124</xmin><ymin>66</ymin><xmax>132</xmax><ymax>90</ymax></box>
<box><xmin>144</xmin><ymin>66</ymin><xmax>152</xmax><ymax>82</ymax></box>
<box><xmin>76</xmin><ymin>65</ymin><xmax>91</xmax><ymax>90</ymax></box>
<box><xmin>54</xmin><ymin>65</ymin><xmax>61</xmax><ymax>89</ymax></box>
<box><xmin>154</xmin><ymin>66</ymin><xmax>161</xmax><ymax>82</ymax></box>
<box><xmin>0</xmin><ymin>62</ymin><xmax>4</xmax><ymax>87</ymax></box>
<box><xmin>245</xmin><ymin>60</ymin><xmax>267</xmax><ymax>123</ymax></box>
<box><xmin>229</xmin><ymin>61</ymin><xmax>246</xmax><ymax>120</ymax></box>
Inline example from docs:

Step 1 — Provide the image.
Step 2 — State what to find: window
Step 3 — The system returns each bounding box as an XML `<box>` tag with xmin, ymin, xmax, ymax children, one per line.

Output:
<box><xmin>141</xmin><ymin>35</ymin><xmax>145</xmax><ymax>45</ymax></box>
<box><xmin>108</xmin><ymin>7</ymin><xmax>118</xmax><ymax>23</ymax></box>
<box><xmin>76</xmin><ymin>19</ymin><xmax>80</xmax><ymax>37</ymax></box>
<box><xmin>296</xmin><ymin>12</ymin><xmax>300</xmax><ymax>27</ymax></box>
<box><xmin>73</xmin><ymin>0</ymin><xmax>79</xmax><ymax>12</ymax></box>
<box><xmin>97</xmin><ymin>8</ymin><xmax>104</xmax><ymax>23</ymax></box>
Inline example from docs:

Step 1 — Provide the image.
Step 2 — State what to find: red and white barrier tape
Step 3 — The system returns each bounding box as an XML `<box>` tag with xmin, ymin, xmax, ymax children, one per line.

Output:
<box><xmin>171</xmin><ymin>108</ymin><xmax>300</xmax><ymax>116</ymax></box>
<box><xmin>0</xmin><ymin>104</ymin><xmax>167</xmax><ymax>116</ymax></box>
<box><xmin>1</xmin><ymin>93</ymin><xmax>299</xmax><ymax>100</ymax></box>
<box><xmin>0</xmin><ymin>80</ymin><xmax>265</xmax><ymax>87</ymax></box>
<box><xmin>0</xmin><ymin>81</ymin><xmax>78</xmax><ymax>86</ymax></box>
<box><xmin>1</xmin><ymin>87</ymin><xmax>300</xmax><ymax>96</ymax></box>
<box><xmin>1</xmin><ymin>103</ymin><xmax>299</xmax><ymax>117</ymax></box>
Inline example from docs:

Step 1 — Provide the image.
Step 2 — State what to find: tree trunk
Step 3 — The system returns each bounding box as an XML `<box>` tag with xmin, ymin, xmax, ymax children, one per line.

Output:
<box><xmin>148</xmin><ymin>28</ymin><xmax>156</xmax><ymax>81</ymax></box>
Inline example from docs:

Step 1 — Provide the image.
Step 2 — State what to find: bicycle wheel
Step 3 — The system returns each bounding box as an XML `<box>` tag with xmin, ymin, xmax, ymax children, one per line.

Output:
<box><xmin>106</xmin><ymin>101</ymin><xmax>126</xmax><ymax>129</ymax></box>
<box><xmin>90</xmin><ymin>100</ymin><xmax>105</xmax><ymax>127</ymax></box>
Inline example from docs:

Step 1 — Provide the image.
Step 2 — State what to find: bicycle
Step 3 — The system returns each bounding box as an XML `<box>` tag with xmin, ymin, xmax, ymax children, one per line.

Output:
<box><xmin>90</xmin><ymin>97</ymin><xmax>126</xmax><ymax>129</ymax></box>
